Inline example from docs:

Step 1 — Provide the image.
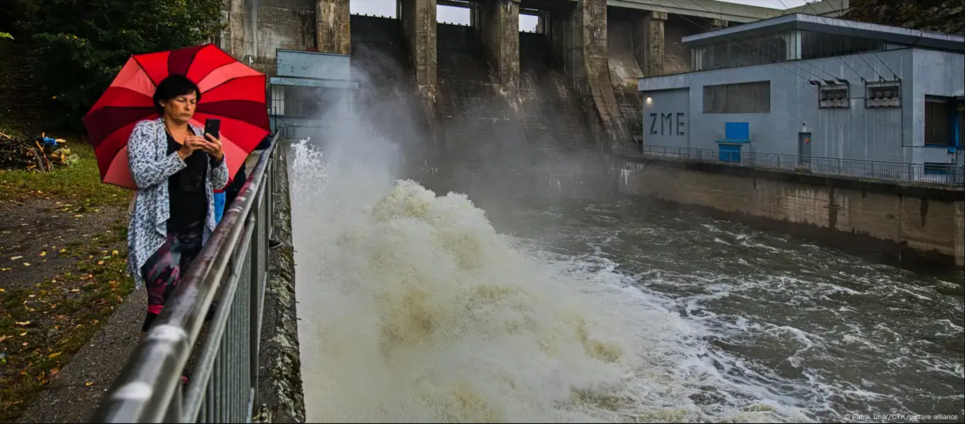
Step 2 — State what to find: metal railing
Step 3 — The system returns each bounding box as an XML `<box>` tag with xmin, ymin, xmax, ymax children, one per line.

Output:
<box><xmin>89</xmin><ymin>134</ymin><xmax>281</xmax><ymax>423</ymax></box>
<box><xmin>614</xmin><ymin>143</ymin><xmax>965</xmax><ymax>187</ymax></box>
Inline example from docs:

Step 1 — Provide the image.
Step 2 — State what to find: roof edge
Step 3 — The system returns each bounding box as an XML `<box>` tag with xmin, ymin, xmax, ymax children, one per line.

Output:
<box><xmin>682</xmin><ymin>13</ymin><xmax>964</xmax><ymax>52</ymax></box>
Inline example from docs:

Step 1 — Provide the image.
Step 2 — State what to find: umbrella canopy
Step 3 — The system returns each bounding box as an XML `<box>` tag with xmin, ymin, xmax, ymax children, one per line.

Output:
<box><xmin>83</xmin><ymin>43</ymin><xmax>269</xmax><ymax>189</ymax></box>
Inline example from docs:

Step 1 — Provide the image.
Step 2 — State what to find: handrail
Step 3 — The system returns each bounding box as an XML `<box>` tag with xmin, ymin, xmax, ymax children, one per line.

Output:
<box><xmin>89</xmin><ymin>133</ymin><xmax>281</xmax><ymax>423</ymax></box>
<box><xmin>614</xmin><ymin>143</ymin><xmax>965</xmax><ymax>188</ymax></box>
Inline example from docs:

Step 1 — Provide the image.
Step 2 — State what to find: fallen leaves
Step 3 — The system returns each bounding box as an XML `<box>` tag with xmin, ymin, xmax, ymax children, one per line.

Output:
<box><xmin>85</xmin><ymin>381</ymin><xmax>93</xmax><ymax>387</ymax></box>
<box><xmin>0</xmin><ymin>142</ymin><xmax>137</xmax><ymax>423</ymax></box>
<box><xmin>14</xmin><ymin>321</ymin><xmax>31</xmax><ymax>326</ymax></box>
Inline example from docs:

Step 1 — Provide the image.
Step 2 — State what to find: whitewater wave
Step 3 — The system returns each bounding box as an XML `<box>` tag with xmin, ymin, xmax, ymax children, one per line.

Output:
<box><xmin>288</xmin><ymin>139</ymin><xmax>811</xmax><ymax>423</ymax></box>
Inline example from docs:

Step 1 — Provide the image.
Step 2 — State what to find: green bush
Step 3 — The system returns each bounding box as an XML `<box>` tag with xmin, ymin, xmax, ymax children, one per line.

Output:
<box><xmin>11</xmin><ymin>0</ymin><xmax>225</xmax><ymax>130</ymax></box>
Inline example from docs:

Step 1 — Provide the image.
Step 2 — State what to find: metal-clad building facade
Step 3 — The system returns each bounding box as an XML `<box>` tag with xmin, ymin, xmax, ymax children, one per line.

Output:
<box><xmin>638</xmin><ymin>13</ymin><xmax>965</xmax><ymax>170</ymax></box>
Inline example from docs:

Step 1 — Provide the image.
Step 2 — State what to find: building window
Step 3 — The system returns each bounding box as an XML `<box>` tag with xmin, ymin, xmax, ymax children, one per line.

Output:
<box><xmin>270</xmin><ymin>85</ymin><xmax>285</xmax><ymax>116</ymax></box>
<box><xmin>703</xmin><ymin>81</ymin><xmax>770</xmax><ymax>113</ymax></box>
<box><xmin>925</xmin><ymin>96</ymin><xmax>952</xmax><ymax>146</ymax></box>
<box><xmin>800</xmin><ymin>30</ymin><xmax>885</xmax><ymax>60</ymax></box>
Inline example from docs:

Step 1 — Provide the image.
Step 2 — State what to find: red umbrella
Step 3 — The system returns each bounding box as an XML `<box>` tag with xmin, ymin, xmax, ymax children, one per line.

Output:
<box><xmin>83</xmin><ymin>43</ymin><xmax>269</xmax><ymax>189</ymax></box>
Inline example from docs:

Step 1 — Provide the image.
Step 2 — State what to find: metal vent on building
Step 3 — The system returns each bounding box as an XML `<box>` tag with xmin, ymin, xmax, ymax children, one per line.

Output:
<box><xmin>819</xmin><ymin>82</ymin><xmax>850</xmax><ymax>109</ymax></box>
<box><xmin>865</xmin><ymin>80</ymin><xmax>901</xmax><ymax>108</ymax></box>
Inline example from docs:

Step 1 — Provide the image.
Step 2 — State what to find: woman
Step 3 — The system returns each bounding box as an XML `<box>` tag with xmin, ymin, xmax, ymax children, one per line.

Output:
<box><xmin>126</xmin><ymin>74</ymin><xmax>228</xmax><ymax>336</ymax></box>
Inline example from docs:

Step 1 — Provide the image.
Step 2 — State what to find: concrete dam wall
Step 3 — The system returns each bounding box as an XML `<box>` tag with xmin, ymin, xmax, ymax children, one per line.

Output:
<box><xmin>348</xmin><ymin>15</ymin><xmax>612</xmax><ymax>206</ymax></box>
<box><xmin>433</xmin><ymin>24</ymin><xmax>610</xmax><ymax>204</ymax></box>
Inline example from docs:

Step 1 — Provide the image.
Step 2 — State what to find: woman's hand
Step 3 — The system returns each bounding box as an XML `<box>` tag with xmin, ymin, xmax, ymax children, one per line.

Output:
<box><xmin>177</xmin><ymin>135</ymin><xmax>207</xmax><ymax>160</ymax></box>
<box><xmin>202</xmin><ymin>133</ymin><xmax>224</xmax><ymax>162</ymax></box>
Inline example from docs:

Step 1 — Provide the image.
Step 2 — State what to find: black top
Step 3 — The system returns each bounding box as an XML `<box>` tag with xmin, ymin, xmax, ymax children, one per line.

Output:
<box><xmin>224</xmin><ymin>165</ymin><xmax>247</xmax><ymax>208</ymax></box>
<box><xmin>166</xmin><ymin>131</ymin><xmax>208</xmax><ymax>232</ymax></box>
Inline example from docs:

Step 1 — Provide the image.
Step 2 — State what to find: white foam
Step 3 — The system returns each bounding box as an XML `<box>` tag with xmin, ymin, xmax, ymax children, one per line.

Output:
<box><xmin>289</xmin><ymin>140</ymin><xmax>809</xmax><ymax>423</ymax></box>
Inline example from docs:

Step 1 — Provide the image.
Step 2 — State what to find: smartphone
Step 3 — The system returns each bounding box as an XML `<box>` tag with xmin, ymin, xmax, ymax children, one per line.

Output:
<box><xmin>204</xmin><ymin>118</ymin><xmax>221</xmax><ymax>139</ymax></box>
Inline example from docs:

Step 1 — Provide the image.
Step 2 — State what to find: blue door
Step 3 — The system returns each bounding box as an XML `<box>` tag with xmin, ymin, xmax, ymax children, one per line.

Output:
<box><xmin>719</xmin><ymin>144</ymin><xmax>741</xmax><ymax>163</ymax></box>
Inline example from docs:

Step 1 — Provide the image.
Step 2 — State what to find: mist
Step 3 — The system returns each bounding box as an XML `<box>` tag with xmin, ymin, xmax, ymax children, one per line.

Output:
<box><xmin>287</xmin><ymin>43</ymin><xmax>642</xmax><ymax>422</ymax></box>
<box><xmin>282</xmin><ymin>10</ymin><xmax>826</xmax><ymax>421</ymax></box>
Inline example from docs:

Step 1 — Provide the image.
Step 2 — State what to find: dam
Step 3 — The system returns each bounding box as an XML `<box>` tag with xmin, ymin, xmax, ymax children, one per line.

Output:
<box><xmin>87</xmin><ymin>1</ymin><xmax>964</xmax><ymax>423</ymax></box>
<box><xmin>231</xmin><ymin>0</ymin><xmax>964</xmax><ymax>422</ymax></box>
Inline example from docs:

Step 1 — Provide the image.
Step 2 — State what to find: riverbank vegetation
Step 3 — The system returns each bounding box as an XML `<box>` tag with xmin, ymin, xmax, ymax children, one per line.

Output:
<box><xmin>0</xmin><ymin>0</ymin><xmax>224</xmax><ymax>419</ymax></box>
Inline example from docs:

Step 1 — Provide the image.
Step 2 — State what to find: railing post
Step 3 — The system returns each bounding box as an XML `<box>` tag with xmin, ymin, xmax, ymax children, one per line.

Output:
<box><xmin>249</xmin><ymin>204</ymin><xmax>262</xmax><ymax>409</ymax></box>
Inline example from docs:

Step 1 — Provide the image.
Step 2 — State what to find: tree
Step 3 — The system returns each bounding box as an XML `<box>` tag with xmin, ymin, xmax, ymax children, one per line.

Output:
<box><xmin>11</xmin><ymin>0</ymin><xmax>225</xmax><ymax>130</ymax></box>
<box><xmin>846</xmin><ymin>0</ymin><xmax>964</xmax><ymax>35</ymax></box>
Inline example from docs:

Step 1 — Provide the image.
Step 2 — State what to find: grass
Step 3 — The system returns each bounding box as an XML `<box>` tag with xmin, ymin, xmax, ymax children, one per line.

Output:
<box><xmin>0</xmin><ymin>222</ymin><xmax>134</xmax><ymax>422</ymax></box>
<box><xmin>0</xmin><ymin>127</ymin><xmax>136</xmax><ymax>420</ymax></box>
<box><xmin>0</xmin><ymin>223</ymin><xmax>133</xmax><ymax>421</ymax></box>
<box><xmin>0</xmin><ymin>135</ymin><xmax>130</xmax><ymax>208</ymax></box>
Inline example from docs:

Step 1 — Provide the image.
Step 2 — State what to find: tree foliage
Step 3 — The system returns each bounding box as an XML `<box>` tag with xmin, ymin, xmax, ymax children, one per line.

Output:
<box><xmin>9</xmin><ymin>0</ymin><xmax>225</xmax><ymax>129</ymax></box>
<box><xmin>846</xmin><ymin>0</ymin><xmax>964</xmax><ymax>35</ymax></box>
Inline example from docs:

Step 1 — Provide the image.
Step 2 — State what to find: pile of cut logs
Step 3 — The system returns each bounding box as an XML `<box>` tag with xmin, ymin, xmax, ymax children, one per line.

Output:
<box><xmin>0</xmin><ymin>131</ymin><xmax>76</xmax><ymax>172</ymax></box>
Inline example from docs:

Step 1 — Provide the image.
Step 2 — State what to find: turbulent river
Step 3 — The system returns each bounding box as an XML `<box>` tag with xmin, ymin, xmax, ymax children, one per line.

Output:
<box><xmin>289</xmin><ymin>139</ymin><xmax>964</xmax><ymax>423</ymax></box>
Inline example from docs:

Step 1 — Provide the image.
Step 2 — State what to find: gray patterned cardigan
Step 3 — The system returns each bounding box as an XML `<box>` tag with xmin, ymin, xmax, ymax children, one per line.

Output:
<box><xmin>126</xmin><ymin>118</ymin><xmax>229</xmax><ymax>290</ymax></box>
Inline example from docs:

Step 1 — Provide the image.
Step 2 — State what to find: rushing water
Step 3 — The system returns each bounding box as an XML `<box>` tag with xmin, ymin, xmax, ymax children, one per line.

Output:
<box><xmin>290</xmin><ymin>139</ymin><xmax>964</xmax><ymax>423</ymax></box>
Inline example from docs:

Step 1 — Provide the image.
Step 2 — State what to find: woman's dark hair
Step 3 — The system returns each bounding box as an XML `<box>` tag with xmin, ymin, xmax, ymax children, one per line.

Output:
<box><xmin>153</xmin><ymin>74</ymin><xmax>201</xmax><ymax>114</ymax></box>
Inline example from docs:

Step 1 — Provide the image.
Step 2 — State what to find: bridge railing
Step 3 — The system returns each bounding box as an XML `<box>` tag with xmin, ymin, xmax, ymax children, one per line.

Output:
<box><xmin>614</xmin><ymin>143</ymin><xmax>965</xmax><ymax>188</ymax></box>
<box><xmin>89</xmin><ymin>134</ymin><xmax>281</xmax><ymax>423</ymax></box>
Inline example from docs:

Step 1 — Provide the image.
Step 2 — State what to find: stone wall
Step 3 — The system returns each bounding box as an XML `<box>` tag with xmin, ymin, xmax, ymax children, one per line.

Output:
<box><xmin>316</xmin><ymin>0</ymin><xmax>351</xmax><ymax>55</ymax></box>
<box><xmin>478</xmin><ymin>0</ymin><xmax>520</xmax><ymax>88</ymax></box>
<box><xmin>224</xmin><ymin>0</ymin><xmax>317</xmax><ymax>75</ymax></box>
<box><xmin>549</xmin><ymin>0</ymin><xmax>629</xmax><ymax>151</ymax></box>
<box><xmin>400</xmin><ymin>0</ymin><xmax>437</xmax><ymax>87</ymax></box>
<box><xmin>662</xmin><ymin>14</ymin><xmax>705</xmax><ymax>75</ymax></box>
<box><xmin>254</xmin><ymin>142</ymin><xmax>307</xmax><ymax>423</ymax></box>
<box><xmin>616</xmin><ymin>157</ymin><xmax>965</xmax><ymax>268</ymax></box>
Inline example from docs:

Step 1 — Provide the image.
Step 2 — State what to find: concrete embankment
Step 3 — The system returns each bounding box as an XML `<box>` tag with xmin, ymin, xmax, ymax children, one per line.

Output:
<box><xmin>616</xmin><ymin>155</ymin><xmax>965</xmax><ymax>270</ymax></box>
<box><xmin>254</xmin><ymin>142</ymin><xmax>307</xmax><ymax>423</ymax></box>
